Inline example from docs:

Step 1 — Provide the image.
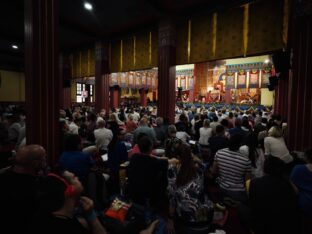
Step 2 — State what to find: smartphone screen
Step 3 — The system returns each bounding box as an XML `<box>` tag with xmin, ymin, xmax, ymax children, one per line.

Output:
<box><xmin>101</xmin><ymin>153</ymin><xmax>108</xmax><ymax>161</ymax></box>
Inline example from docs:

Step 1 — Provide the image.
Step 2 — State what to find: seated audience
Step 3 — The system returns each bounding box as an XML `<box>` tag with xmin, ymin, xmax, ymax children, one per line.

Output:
<box><xmin>58</xmin><ymin>134</ymin><xmax>96</xmax><ymax>187</ymax></box>
<box><xmin>249</xmin><ymin>156</ymin><xmax>299</xmax><ymax>234</ymax></box>
<box><xmin>212</xmin><ymin>134</ymin><xmax>251</xmax><ymax>203</ymax></box>
<box><xmin>0</xmin><ymin>144</ymin><xmax>47</xmax><ymax>234</ymax></box>
<box><xmin>28</xmin><ymin>170</ymin><xmax>108</xmax><ymax>234</ymax></box>
<box><xmin>264</xmin><ymin>126</ymin><xmax>293</xmax><ymax>164</ymax></box>
<box><xmin>290</xmin><ymin>148</ymin><xmax>312</xmax><ymax>234</ymax></box>
<box><xmin>167</xmin><ymin>144</ymin><xmax>213</xmax><ymax>226</ymax></box>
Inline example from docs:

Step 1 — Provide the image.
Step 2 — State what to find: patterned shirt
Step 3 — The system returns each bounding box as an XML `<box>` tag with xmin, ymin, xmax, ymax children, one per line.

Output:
<box><xmin>167</xmin><ymin>163</ymin><xmax>212</xmax><ymax>222</ymax></box>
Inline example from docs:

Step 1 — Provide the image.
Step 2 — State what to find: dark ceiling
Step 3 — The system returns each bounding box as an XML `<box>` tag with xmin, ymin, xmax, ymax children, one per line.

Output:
<box><xmin>0</xmin><ymin>0</ymin><xmax>253</xmax><ymax>71</ymax></box>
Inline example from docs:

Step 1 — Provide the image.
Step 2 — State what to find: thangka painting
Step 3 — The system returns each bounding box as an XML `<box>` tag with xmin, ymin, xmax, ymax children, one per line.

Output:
<box><xmin>151</xmin><ymin>75</ymin><xmax>156</xmax><ymax>89</ymax></box>
<box><xmin>135</xmin><ymin>72</ymin><xmax>142</xmax><ymax>89</ymax></box>
<box><xmin>111</xmin><ymin>73</ymin><xmax>118</xmax><ymax>86</ymax></box>
<box><xmin>141</xmin><ymin>73</ymin><xmax>146</xmax><ymax>88</ymax></box>
<box><xmin>180</xmin><ymin>76</ymin><xmax>186</xmax><ymax>90</ymax></box>
<box><xmin>249</xmin><ymin>69</ymin><xmax>259</xmax><ymax>88</ymax></box>
<box><xmin>261</xmin><ymin>67</ymin><xmax>271</xmax><ymax>88</ymax></box>
<box><xmin>120</xmin><ymin>72</ymin><xmax>126</xmax><ymax>87</ymax></box>
<box><xmin>226</xmin><ymin>71</ymin><xmax>235</xmax><ymax>90</ymax></box>
<box><xmin>237</xmin><ymin>70</ymin><xmax>246</xmax><ymax>88</ymax></box>
<box><xmin>188</xmin><ymin>76</ymin><xmax>194</xmax><ymax>90</ymax></box>
<box><xmin>128</xmin><ymin>72</ymin><xmax>134</xmax><ymax>88</ymax></box>
<box><xmin>146</xmin><ymin>73</ymin><xmax>151</xmax><ymax>88</ymax></box>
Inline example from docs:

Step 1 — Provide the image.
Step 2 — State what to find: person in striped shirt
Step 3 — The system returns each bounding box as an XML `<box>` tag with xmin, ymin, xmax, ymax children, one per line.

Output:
<box><xmin>212</xmin><ymin>133</ymin><xmax>251</xmax><ymax>203</ymax></box>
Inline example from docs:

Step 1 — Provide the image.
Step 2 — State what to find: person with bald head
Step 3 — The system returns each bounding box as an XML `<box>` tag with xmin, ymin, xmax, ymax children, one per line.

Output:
<box><xmin>133</xmin><ymin>117</ymin><xmax>157</xmax><ymax>145</ymax></box>
<box><xmin>0</xmin><ymin>144</ymin><xmax>47</xmax><ymax>234</ymax></box>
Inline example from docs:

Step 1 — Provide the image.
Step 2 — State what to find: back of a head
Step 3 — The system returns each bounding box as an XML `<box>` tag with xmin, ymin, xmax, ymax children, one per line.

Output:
<box><xmin>97</xmin><ymin>119</ymin><xmax>105</xmax><ymax>128</ymax></box>
<box><xmin>263</xmin><ymin>155</ymin><xmax>285</xmax><ymax>176</ymax></box>
<box><xmin>14</xmin><ymin>144</ymin><xmax>46</xmax><ymax>173</ymax></box>
<box><xmin>139</xmin><ymin>117</ymin><xmax>148</xmax><ymax>127</ymax></box>
<box><xmin>216</xmin><ymin>125</ymin><xmax>225</xmax><ymax>136</ymax></box>
<box><xmin>213</xmin><ymin>116</ymin><xmax>219</xmax><ymax>122</ymax></box>
<box><xmin>155</xmin><ymin>117</ymin><xmax>163</xmax><ymax>126</ymax></box>
<box><xmin>235</xmin><ymin>118</ymin><xmax>242</xmax><ymax>127</ymax></box>
<box><xmin>168</xmin><ymin>125</ymin><xmax>177</xmax><ymax>136</ymax></box>
<box><xmin>138</xmin><ymin>135</ymin><xmax>153</xmax><ymax>154</ymax></box>
<box><xmin>268</xmin><ymin>126</ymin><xmax>283</xmax><ymax>138</ymax></box>
<box><xmin>203</xmin><ymin>119</ymin><xmax>210</xmax><ymax>128</ymax></box>
<box><xmin>228</xmin><ymin>133</ymin><xmax>243</xmax><ymax>151</ymax></box>
<box><xmin>64</xmin><ymin>134</ymin><xmax>81</xmax><ymax>151</ymax></box>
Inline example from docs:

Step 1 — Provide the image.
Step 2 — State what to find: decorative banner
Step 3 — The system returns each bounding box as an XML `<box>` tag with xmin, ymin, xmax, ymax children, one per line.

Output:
<box><xmin>249</xmin><ymin>69</ymin><xmax>259</xmax><ymax>88</ymax></box>
<box><xmin>111</xmin><ymin>73</ymin><xmax>118</xmax><ymax>86</ymax></box>
<box><xmin>181</xmin><ymin>76</ymin><xmax>186</xmax><ymax>90</ymax></box>
<box><xmin>120</xmin><ymin>72</ymin><xmax>127</xmax><ymax>87</ymax></box>
<box><xmin>261</xmin><ymin>67</ymin><xmax>271</xmax><ymax>88</ymax></box>
<box><xmin>188</xmin><ymin>76</ymin><xmax>194</xmax><ymax>90</ymax></box>
<box><xmin>141</xmin><ymin>72</ymin><xmax>146</xmax><ymax>88</ymax></box>
<box><xmin>152</xmin><ymin>75</ymin><xmax>156</xmax><ymax>89</ymax></box>
<box><xmin>146</xmin><ymin>73</ymin><xmax>151</xmax><ymax>88</ymax></box>
<box><xmin>128</xmin><ymin>72</ymin><xmax>134</xmax><ymax>88</ymax></box>
<box><xmin>226</xmin><ymin>71</ymin><xmax>235</xmax><ymax>90</ymax></box>
<box><xmin>135</xmin><ymin>72</ymin><xmax>142</xmax><ymax>89</ymax></box>
<box><xmin>237</xmin><ymin>70</ymin><xmax>246</xmax><ymax>88</ymax></box>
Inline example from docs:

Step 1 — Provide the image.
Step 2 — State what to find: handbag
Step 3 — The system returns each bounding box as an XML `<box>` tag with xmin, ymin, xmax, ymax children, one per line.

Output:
<box><xmin>104</xmin><ymin>197</ymin><xmax>131</xmax><ymax>223</ymax></box>
<box><xmin>101</xmin><ymin>197</ymin><xmax>146</xmax><ymax>234</ymax></box>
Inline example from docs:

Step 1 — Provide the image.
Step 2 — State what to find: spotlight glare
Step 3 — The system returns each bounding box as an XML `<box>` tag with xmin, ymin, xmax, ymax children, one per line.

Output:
<box><xmin>84</xmin><ymin>2</ymin><xmax>93</xmax><ymax>11</ymax></box>
<box><xmin>12</xmin><ymin>44</ymin><xmax>18</xmax><ymax>50</ymax></box>
<box><xmin>264</xmin><ymin>59</ymin><xmax>270</xmax><ymax>64</ymax></box>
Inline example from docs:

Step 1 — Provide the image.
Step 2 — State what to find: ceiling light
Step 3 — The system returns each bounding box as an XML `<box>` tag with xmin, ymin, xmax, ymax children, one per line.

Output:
<box><xmin>84</xmin><ymin>2</ymin><xmax>93</xmax><ymax>11</ymax></box>
<box><xmin>264</xmin><ymin>59</ymin><xmax>270</xmax><ymax>64</ymax></box>
<box><xmin>12</xmin><ymin>44</ymin><xmax>18</xmax><ymax>50</ymax></box>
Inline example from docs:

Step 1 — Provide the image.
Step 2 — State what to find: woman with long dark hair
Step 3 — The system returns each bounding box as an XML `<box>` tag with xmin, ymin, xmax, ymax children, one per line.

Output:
<box><xmin>167</xmin><ymin>144</ymin><xmax>213</xmax><ymax>229</ymax></box>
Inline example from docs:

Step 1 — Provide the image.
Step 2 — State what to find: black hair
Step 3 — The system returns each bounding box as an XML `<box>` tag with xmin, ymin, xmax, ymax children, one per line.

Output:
<box><xmin>216</xmin><ymin>125</ymin><xmax>225</xmax><ymax>135</ymax></box>
<box><xmin>229</xmin><ymin>133</ymin><xmax>243</xmax><ymax>151</ymax></box>
<box><xmin>138</xmin><ymin>135</ymin><xmax>153</xmax><ymax>154</ymax></box>
<box><xmin>263</xmin><ymin>156</ymin><xmax>285</xmax><ymax>176</ymax></box>
<box><xmin>64</xmin><ymin>134</ymin><xmax>81</xmax><ymax>151</ymax></box>
<box><xmin>37</xmin><ymin>173</ymin><xmax>66</xmax><ymax>213</ymax></box>
<box><xmin>176</xmin><ymin>144</ymin><xmax>196</xmax><ymax>188</ymax></box>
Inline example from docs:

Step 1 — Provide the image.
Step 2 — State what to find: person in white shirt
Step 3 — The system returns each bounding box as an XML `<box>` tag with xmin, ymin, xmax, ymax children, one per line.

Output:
<box><xmin>199</xmin><ymin>119</ymin><xmax>213</xmax><ymax>146</ymax></box>
<box><xmin>68</xmin><ymin>118</ymin><xmax>79</xmax><ymax>135</ymax></box>
<box><xmin>94</xmin><ymin>119</ymin><xmax>113</xmax><ymax>154</ymax></box>
<box><xmin>264</xmin><ymin>126</ymin><xmax>293</xmax><ymax>164</ymax></box>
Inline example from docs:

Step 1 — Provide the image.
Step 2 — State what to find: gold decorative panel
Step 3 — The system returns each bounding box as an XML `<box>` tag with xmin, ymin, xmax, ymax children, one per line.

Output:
<box><xmin>176</xmin><ymin>20</ymin><xmax>188</xmax><ymax>65</ymax></box>
<box><xmin>135</xmin><ymin>32</ymin><xmax>149</xmax><ymax>70</ymax></box>
<box><xmin>216</xmin><ymin>6</ymin><xmax>244</xmax><ymax>60</ymax></box>
<box><xmin>110</xmin><ymin>40</ymin><xmax>120</xmax><ymax>72</ymax></box>
<box><xmin>122</xmin><ymin>36</ymin><xmax>134</xmax><ymax>72</ymax></box>
<box><xmin>190</xmin><ymin>14</ymin><xmax>213</xmax><ymax>63</ymax></box>
<box><xmin>248</xmin><ymin>0</ymin><xmax>284</xmax><ymax>55</ymax></box>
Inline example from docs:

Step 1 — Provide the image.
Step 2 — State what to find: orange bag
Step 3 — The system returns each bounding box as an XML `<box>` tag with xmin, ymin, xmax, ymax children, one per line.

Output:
<box><xmin>104</xmin><ymin>198</ymin><xmax>132</xmax><ymax>223</ymax></box>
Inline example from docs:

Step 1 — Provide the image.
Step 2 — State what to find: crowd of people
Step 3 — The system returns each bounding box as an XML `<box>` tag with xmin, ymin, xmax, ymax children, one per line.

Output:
<box><xmin>0</xmin><ymin>103</ymin><xmax>311</xmax><ymax>234</ymax></box>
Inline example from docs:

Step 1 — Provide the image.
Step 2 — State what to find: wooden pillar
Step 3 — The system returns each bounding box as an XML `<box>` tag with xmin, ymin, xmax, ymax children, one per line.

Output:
<box><xmin>24</xmin><ymin>0</ymin><xmax>60</xmax><ymax>165</ymax></box>
<box><xmin>60</xmin><ymin>54</ymin><xmax>71</xmax><ymax>109</ymax></box>
<box><xmin>139</xmin><ymin>89</ymin><xmax>148</xmax><ymax>107</ymax></box>
<box><xmin>157</xmin><ymin>20</ymin><xmax>176</xmax><ymax>123</ymax></box>
<box><xmin>110</xmin><ymin>86</ymin><xmax>120</xmax><ymax>109</ymax></box>
<box><xmin>95</xmin><ymin>41</ymin><xmax>110</xmax><ymax>114</ymax></box>
<box><xmin>287</xmin><ymin>1</ymin><xmax>312</xmax><ymax>151</ymax></box>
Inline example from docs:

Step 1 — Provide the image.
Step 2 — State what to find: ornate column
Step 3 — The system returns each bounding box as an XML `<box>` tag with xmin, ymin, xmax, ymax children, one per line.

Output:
<box><xmin>110</xmin><ymin>86</ymin><xmax>120</xmax><ymax>109</ymax></box>
<box><xmin>95</xmin><ymin>41</ymin><xmax>110</xmax><ymax>114</ymax></box>
<box><xmin>60</xmin><ymin>54</ymin><xmax>71</xmax><ymax>109</ymax></box>
<box><xmin>139</xmin><ymin>89</ymin><xmax>148</xmax><ymax>107</ymax></box>
<box><xmin>157</xmin><ymin>20</ymin><xmax>176</xmax><ymax>123</ymax></box>
<box><xmin>287</xmin><ymin>0</ymin><xmax>312</xmax><ymax>151</ymax></box>
<box><xmin>24</xmin><ymin>0</ymin><xmax>60</xmax><ymax>165</ymax></box>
